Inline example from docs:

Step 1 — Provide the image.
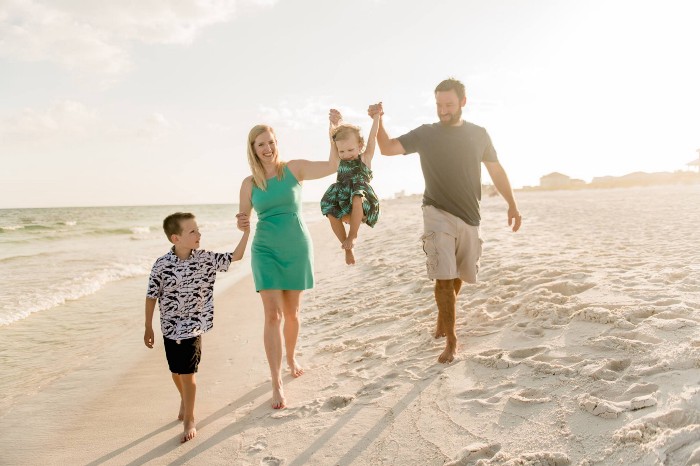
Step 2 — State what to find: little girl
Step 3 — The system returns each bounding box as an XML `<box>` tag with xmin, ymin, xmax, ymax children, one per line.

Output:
<box><xmin>321</xmin><ymin>108</ymin><xmax>380</xmax><ymax>265</ymax></box>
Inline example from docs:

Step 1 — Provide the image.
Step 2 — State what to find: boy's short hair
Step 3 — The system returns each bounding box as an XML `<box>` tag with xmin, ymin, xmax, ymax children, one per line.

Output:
<box><xmin>163</xmin><ymin>212</ymin><xmax>195</xmax><ymax>240</ymax></box>
<box><xmin>435</xmin><ymin>77</ymin><xmax>466</xmax><ymax>102</ymax></box>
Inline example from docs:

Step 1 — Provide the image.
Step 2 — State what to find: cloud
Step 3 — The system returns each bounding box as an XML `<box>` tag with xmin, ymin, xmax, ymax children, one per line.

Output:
<box><xmin>135</xmin><ymin>112</ymin><xmax>171</xmax><ymax>141</ymax></box>
<box><xmin>0</xmin><ymin>0</ymin><xmax>243</xmax><ymax>78</ymax></box>
<box><xmin>258</xmin><ymin>97</ymin><xmax>370</xmax><ymax>131</ymax></box>
<box><xmin>0</xmin><ymin>99</ymin><xmax>97</xmax><ymax>142</ymax></box>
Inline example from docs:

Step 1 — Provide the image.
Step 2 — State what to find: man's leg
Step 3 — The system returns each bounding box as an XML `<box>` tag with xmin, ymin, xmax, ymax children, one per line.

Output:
<box><xmin>434</xmin><ymin>278</ymin><xmax>462</xmax><ymax>339</ymax></box>
<box><xmin>171</xmin><ymin>373</ymin><xmax>185</xmax><ymax>421</ymax></box>
<box><xmin>435</xmin><ymin>279</ymin><xmax>459</xmax><ymax>363</ymax></box>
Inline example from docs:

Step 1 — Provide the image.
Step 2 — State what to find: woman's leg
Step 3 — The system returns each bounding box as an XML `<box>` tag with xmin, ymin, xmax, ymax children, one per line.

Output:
<box><xmin>259</xmin><ymin>290</ymin><xmax>286</xmax><ymax>409</ymax></box>
<box><xmin>282</xmin><ymin>290</ymin><xmax>304</xmax><ymax>377</ymax></box>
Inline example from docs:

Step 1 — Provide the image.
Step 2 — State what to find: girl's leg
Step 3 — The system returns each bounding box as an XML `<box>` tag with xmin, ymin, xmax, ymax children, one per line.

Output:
<box><xmin>281</xmin><ymin>290</ymin><xmax>304</xmax><ymax>377</ymax></box>
<box><xmin>327</xmin><ymin>215</ymin><xmax>348</xmax><ymax>244</ymax></box>
<box><xmin>341</xmin><ymin>196</ymin><xmax>364</xmax><ymax>264</ymax></box>
<box><xmin>259</xmin><ymin>290</ymin><xmax>286</xmax><ymax>409</ymax></box>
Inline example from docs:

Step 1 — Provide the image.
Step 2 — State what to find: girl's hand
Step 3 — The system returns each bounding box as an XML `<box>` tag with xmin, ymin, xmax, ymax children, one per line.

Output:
<box><xmin>235</xmin><ymin>213</ymin><xmax>250</xmax><ymax>231</ymax></box>
<box><xmin>367</xmin><ymin>102</ymin><xmax>383</xmax><ymax>117</ymax></box>
<box><xmin>329</xmin><ymin>108</ymin><xmax>343</xmax><ymax>127</ymax></box>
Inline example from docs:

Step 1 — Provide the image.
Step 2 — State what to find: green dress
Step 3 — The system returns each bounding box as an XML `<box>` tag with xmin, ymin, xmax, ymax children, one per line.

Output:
<box><xmin>320</xmin><ymin>157</ymin><xmax>380</xmax><ymax>227</ymax></box>
<box><xmin>251</xmin><ymin>165</ymin><xmax>313</xmax><ymax>291</ymax></box>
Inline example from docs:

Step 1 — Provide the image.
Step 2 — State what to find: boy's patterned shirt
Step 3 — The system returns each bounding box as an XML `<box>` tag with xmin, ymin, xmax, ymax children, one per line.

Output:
<box><xmin>147</xmin><ymin>248</ymin><xmax>232</xmax><ymax>340</ymax></box>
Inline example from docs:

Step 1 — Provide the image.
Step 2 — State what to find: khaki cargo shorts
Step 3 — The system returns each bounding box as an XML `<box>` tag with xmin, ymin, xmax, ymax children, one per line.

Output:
<box><xmin>421</xmin><ymin>205</ymin><xmax>483</xmax><ymax>283</ymax></box>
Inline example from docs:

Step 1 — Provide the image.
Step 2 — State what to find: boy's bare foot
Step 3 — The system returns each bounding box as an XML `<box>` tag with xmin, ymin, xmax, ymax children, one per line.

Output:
<box><xmin>181</xmin><ymin>419</ymin><xmax>196</xmax><ymax>443</ymax></box>
<box><xmin>272</xmin><ymin>386</ymin><xmax>286</xmax><ymax>409</ymax></box>
<box><xmin>178</xmin><ymin>400</ymin><xmax>185</xmax><ymax>421</ymax></box>
<box><xmin>438</xmin><ymin>341</ymin><xmax>457</xmax><ymax>364</ymax></box>
<box><xmin>345</xmin><ymin>249</ymin><xmax>355</xmax><ymax>265</ymax></box>
<box><xmin>288</xmin><ymin>358</ymin><xmax>304</xmax><ymax>378</ymax></box>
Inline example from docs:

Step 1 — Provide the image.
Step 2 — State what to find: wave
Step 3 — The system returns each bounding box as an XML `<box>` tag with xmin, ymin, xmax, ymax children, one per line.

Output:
<box><xmin>0</xmin><ymin>262</ymin><xmax>152</xmax><ymax>326</ymax></box>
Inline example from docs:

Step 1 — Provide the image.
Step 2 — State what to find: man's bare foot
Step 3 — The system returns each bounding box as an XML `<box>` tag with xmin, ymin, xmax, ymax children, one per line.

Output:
<box><xmin>438</xmin><ymin>341</ymin><xmax>457</xmax><ymax>364</ymax></box>
<box><xmin>345</xmin><ymin>249</ymin><xmax>355</xmax><ymax>265</ymax></box>
<box><xmin>181</xmin><ymin>419</ymin><xmax>196</xmax><ymax>443</ymax></box>
<box><xmin>272</xmin><ymin>385</ymin><xmax>286</xmax><ymax>409</ymax></box>
<box><xmin>288</xmin><ymin>358</ymin><xmax>304</xmax><ymax>378</ymax></box>
<box><xmin>178</xmin><ymin>400</ymin><xmax>185</xmax><ymax>421</ymax></box>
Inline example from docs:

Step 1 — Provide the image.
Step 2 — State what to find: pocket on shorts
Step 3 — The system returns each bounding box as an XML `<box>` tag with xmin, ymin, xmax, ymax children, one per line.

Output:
<box><xmin>421</xmin><ymin>231</ymin><xmax>439</xmax><ymax>274</ymax></box>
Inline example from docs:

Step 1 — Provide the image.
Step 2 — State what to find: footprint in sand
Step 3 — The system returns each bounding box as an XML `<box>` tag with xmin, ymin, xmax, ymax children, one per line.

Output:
<box><xmin>247</xmin><ymin>438</ymin><xmax>267</xmax><ymax>454</ymax></box>
<box><xmin>444</xmin><ymin>442</ymin><xmax>501</xmax><ymax>465</ymax></box>
<box><xmin>473</xmin><ymin>347</ymin><xmax>547</xmax><ymax>369</ymax></box>
<box><xmin>579</xmin><ymin>382</ymin><xmax>659</xmax><ymax>419</ymax></box>
<box><xmin>260</xmin><ymin>456</ymin><xmax>285</xmax><ymax>466</ymax></box>
<box><xmin>588</xmin><ymin>358</ymin><xmax>632</xmax><ymax>381</ymax></box>
<box><xmin>457</xmin><ymin>381</ymin><xmax>517</xmax><ymax>406</ymax></box>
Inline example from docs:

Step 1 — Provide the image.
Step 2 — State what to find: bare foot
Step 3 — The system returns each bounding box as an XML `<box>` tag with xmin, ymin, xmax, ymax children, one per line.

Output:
<box><xmin>181</xmin><ymin>419</ymin><xmax>196</xmax><ymax>443</ymax></box>
<box><xmin>342</xmin><ymin>236</ymin><xmax>356</xmax><ymax>250</ymax></box>
<box><xmin>345</xmin><ymin>249</ymin><xmax>355</xmax><ymax>265</ymax></box>
<box><xmin>288</xmin><ymin>358</ymin><xmax>305</xmax><ymax>378</ymax></box>
<box><xmin>178</xmin><ymin>400</ymin><xmax>185</xmax><ymax>421</ymax></box>
<box><xmin>272</xmin><ymin>385</ymin><xmax>286</xmax><ymax>409</ymax></box>
<box><xmin>438</xmin><ymin>341</ymin><xmax>457</xmax><ymax>364</ymax></box>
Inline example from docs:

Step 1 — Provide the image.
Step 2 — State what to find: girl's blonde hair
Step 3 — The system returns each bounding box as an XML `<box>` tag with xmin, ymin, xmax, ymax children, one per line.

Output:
<box><xmin>247</xmin><ymin>124</ymin><xmax>286</xmax><ymax>190</ymax></box>
<box><xmin>331</xmin><ymin>124</ymin><xmax>365</xmax><ymax>152</ymax></box>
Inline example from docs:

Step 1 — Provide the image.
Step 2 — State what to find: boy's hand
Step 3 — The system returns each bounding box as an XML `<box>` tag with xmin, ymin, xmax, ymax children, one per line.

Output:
<box><xmin>144</xmin><ymin>327</ymin><xmax>155</xmax><ymax>348</ymax></box>
<box><xmin>236</xmin><ymin>213</ymin><xmax>250</xmax><ymax>231</ymax></box>
<box><xmin>329</xmin><ymin>108</ymin><xmax>342</xmax><ymax>127</ymax></box>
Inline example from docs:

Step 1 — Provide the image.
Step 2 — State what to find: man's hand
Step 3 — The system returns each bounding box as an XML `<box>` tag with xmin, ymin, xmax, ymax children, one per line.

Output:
<box><xmin>508</xmin><ymin>206</ymin><xmax>522</xmax><ymax>232</ymax></box>
<box><xmin>367</xmin><ymin>102</ymin><xmax>383</xmax><ymax>117</ymax></box>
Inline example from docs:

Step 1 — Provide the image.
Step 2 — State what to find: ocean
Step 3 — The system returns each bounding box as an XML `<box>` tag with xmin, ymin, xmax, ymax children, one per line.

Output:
<box><xmin>0</xmin><ymin>202</ymin><xmax>323</xmax><ymax>415</ymax></box>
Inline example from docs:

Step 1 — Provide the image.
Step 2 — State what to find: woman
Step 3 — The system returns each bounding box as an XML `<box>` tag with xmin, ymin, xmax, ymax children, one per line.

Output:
<box><xmin>236</xmin><ymin>123</ymin><xmax>338</xmax><ymax>409</ymax></box>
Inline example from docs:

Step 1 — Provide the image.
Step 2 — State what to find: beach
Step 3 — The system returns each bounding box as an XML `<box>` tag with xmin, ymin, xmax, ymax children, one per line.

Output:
<box><xmin>2</xmin><ymin>185</ymin><xmax>700</xmax><ymax>465</ymax></box>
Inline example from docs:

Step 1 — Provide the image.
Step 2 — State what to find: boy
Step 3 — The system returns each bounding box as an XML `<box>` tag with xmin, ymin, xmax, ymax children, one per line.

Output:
<box><xmin>144</xmin><ymin>212</ymin><xmax>249</xmax><ymax>443</ymax></box>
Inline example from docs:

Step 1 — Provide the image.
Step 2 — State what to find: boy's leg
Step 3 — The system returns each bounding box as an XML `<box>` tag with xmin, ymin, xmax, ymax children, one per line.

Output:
<box><xmin>171</xmin><ymin>373</ymin><xmax>185</xmax><ymax>421</ymax></box>
<box><xmin>179</xmin><ymin>373</ymin><xmax>197</xmax><ymax>443</ymax></box>
<box><xmin>282</xmin><ymin>290</ymin><xmax>304</xmax><ymax>378</ymax></box>
<box><xmin>260</xmin><ymin>290</ymin><xmax>286</xmax><ymax>409</ymax></box>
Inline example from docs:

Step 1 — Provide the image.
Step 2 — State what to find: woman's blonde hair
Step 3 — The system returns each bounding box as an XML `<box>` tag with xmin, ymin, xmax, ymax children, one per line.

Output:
<box><xmin>331</xmin><ymin>124</ymin><xmax>365</xmax><ymax>152</ymax></box>
<box><xmin>247</xmin><ymin>124</ymin><xmax>286</xmax><ymax>190</ymax></box>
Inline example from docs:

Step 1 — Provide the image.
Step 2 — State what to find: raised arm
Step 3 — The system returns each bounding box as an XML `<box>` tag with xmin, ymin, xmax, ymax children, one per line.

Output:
<box><xmin>484</xmin><ymin>161</ymin><xmax>522</xmax><ymax>232</ymax></box>
<box><xmin>328</xmin><ymin>108</ymin><xmax>342</xmax><ymax>171</ymax></box>
<box><xmin>368</xmin><ymin>102</ymin><xmax>405</xmax><ymax>156</ymax></box>
<box><xmin>231</xmin><ymin>230</ymin><xmax>250</xmax><ymax>261</ymax></box>
<box><xmin>362</xmin><ymin>112</ymin><xmax>380</xmax><ymax>169</ymax></box>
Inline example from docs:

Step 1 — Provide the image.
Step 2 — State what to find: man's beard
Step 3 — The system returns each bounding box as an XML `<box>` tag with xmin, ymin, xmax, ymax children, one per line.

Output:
<box><xmin>438</xmin><ymin>108</ymin><xmax>462</xmax><ymax>126</ymax></box>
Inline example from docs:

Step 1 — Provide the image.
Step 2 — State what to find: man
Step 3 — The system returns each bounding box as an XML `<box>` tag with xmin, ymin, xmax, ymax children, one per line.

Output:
<box><xmin>369</xmin><ymin>78</ymin><xmax>522</xmax><ymax>363</ymax></box>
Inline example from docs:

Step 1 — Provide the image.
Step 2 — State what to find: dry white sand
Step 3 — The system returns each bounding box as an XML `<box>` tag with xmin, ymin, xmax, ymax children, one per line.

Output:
<box><xmin>2</xmin><ymin>186</ymin><xmax>699</xmax><ymax>465</ymax></box>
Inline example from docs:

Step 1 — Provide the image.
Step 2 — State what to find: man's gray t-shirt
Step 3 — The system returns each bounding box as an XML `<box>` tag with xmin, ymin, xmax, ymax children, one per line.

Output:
<box><xmin>397</xmin><ymin>121</ymin><xmax>498</xmax><ymax>226</ymax></box>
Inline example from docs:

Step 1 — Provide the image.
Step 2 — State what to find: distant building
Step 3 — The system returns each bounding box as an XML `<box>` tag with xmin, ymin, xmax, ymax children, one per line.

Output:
<box><xmin>687</xmin><ymin>149</ymin><xmax>700</xmax><ymax>173</ymax></box>
<box><xmin>539</xmin><ymin>172</ymin><xmax>571</xmax><ymax>188</ymax></box>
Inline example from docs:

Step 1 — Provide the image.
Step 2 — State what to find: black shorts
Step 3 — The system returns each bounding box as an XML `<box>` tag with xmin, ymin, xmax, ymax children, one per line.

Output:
<box><xmin>163</xmin><ymin>335</ymin><xmax>202</xmax><ymax>374</ymax></box>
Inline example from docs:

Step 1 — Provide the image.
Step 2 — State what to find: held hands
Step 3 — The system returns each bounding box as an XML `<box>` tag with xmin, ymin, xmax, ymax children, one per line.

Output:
<box><xmin>508</xmin><ymin>206</ymin><xmax>523</xmax><ymax>232</ymax></box>
<box><xmin>367</xmin><ymin>102</ymin><xmax>383</xmax><ymax>118</ymax></box>
<box><xmin>236</xmin><ymin>213</ymin><xmax>250</xmax><ymax>232</ymax></box>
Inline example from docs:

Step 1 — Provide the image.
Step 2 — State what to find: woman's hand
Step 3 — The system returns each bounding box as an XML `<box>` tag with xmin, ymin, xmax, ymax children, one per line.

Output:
<box><xmin>236</xmin><ymin>212</ymin><xmax>250</xmax><ymax>231</ymax></box>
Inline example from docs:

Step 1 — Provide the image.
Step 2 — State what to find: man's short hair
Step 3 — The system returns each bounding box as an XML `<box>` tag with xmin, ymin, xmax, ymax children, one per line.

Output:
<box><xmin>435</xmin><ymin>78</ymin><xmax>466</xmax><ymax>102</ymax></box>
<box><xmin>163</xmin><ymin>212</ymin><xmax>195</xmax><ymax>239</ymax></box>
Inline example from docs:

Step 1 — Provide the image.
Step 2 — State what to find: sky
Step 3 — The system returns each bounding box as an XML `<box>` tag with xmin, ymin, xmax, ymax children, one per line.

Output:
<box><xmin>2</xmin><ymin>0</ymin><xmax>700</xmax><ymax>208</ymax></box>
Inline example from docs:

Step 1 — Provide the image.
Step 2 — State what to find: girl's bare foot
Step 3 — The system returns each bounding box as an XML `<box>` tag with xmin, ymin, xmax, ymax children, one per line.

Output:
<box><xmin>181</xmin><ymin>419</ymin><xmax>196</xmax><ymax>443</ymax></box>
<box><xmin>178</xmin><ymin>400</ymin><xmax>185</xmax><ymax>421</ymax></box>
<box><xmin>287</xmin><ymin>358</ymin><xmax>304</xmax><ymax>378</ymax></box>
<box><xmin>345</xmin><ymin>249</ymin><xmax>355</xmax><ymax>265</ymax></box>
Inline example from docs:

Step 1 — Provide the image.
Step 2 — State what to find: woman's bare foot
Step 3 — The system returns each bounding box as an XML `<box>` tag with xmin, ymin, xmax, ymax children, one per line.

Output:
<box><xmin>178</xmin><ymin>400</ymin><xmax>185</xmax><ymax>421</ymax></box>
<box><xmin>345</xmin><ymin>249</ymin><xmax>355</xmax><ymax>265</ymax></box>
<box><xmin>181</xmin><ymin>419</ymin><xmax>196</xmax><ymax>443</ymax></box>
<box><xmin>271</xmin><ymin>385</ymin><xmax>286</xmax><ymax>409</ymax></box>
<box><xmin>287</xmin><ymin>358</ymin><xmax>304</xmax><ymax>378</ymax></box>
<box><xmin>438</xmin><ymin>340</ymin><xmax>457</xmax><ymax>364</ymax></box>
